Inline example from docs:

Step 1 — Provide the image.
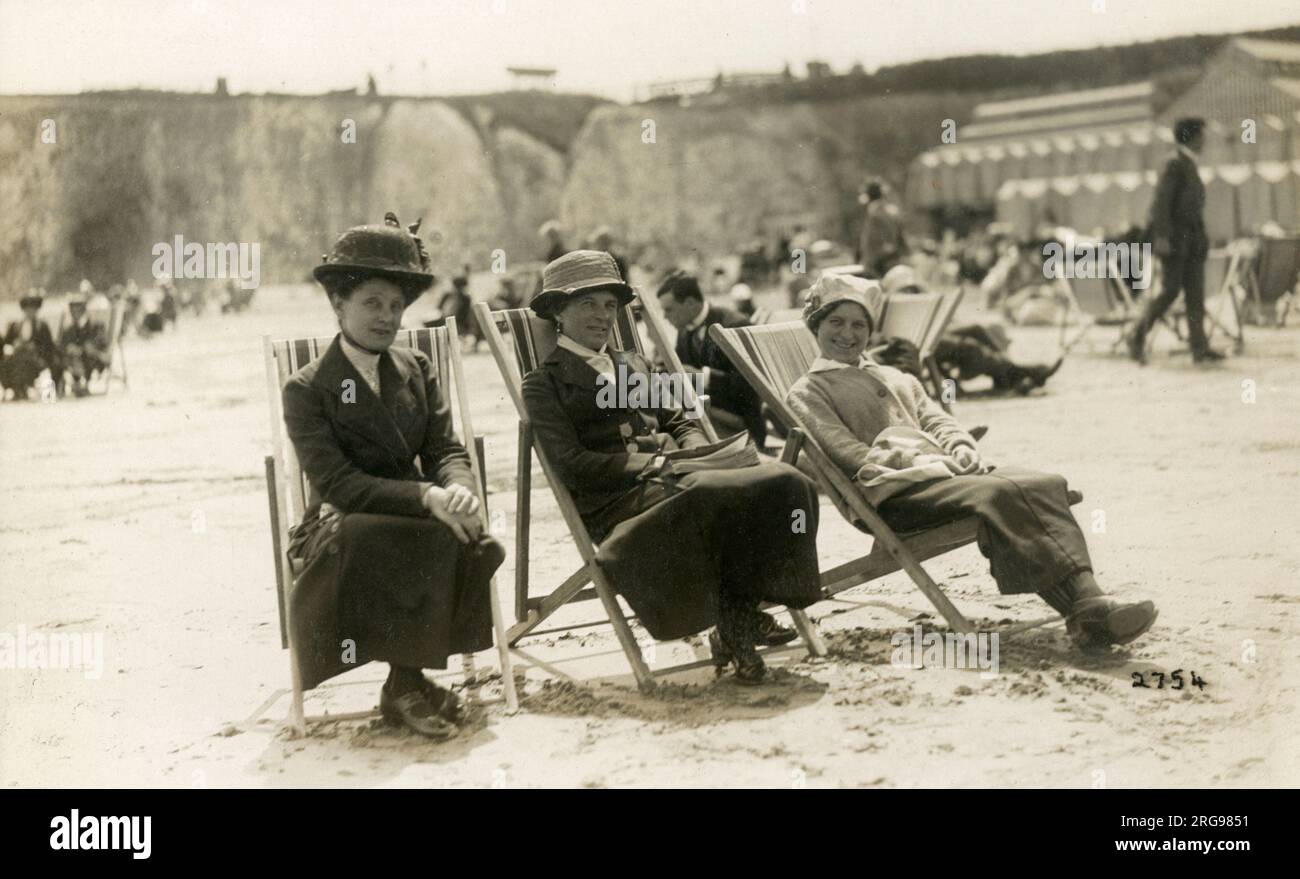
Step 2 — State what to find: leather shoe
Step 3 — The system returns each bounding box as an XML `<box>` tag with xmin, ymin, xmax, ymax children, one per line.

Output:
<box><xmin>380</xmin><ymin>682</ymin><xmax>458</xmax><ymax>739</ymax></box>
<box><xmin>752</xmin><ymin>611</ymin><xmax>798</xmax><ymax>646</ymax></box>
<box><xmin>1124</xmin><ymin>331</ymin><xmax>1147</xmax><ymax>365</ymax></box>
<box><xmin>1067</xmin><ymin>598</ymin><xmax>1158</xmax><ymax>650</ymax></box>
<box><xmin>418</xmin><ymin>676</ymin><xmax>465</xmax><ymax>725</ymax></box>
<box><xmin>1192</xmin><ymin>347</ymin><xmax>1226</xmax><ymax>364</ymax></box>
<box><xmin>708</xmin><ymin>630</ymin><xmax>767</xmax><ymax>684</ymax></box>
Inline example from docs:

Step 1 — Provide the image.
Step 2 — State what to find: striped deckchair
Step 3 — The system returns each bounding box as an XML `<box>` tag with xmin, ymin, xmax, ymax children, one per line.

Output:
<box><xmin>473</xmin><ymin>299</ymin><xmax>824</xmax><ymax>692</ymax></box>
<box><xmin>710</xmin><ymin>320</ymin><xmax>1082</xmax><ymax>634</ymax></box>
<box><xmin>262</xmin><ymin>320</ymin><xmax>517</xmax><ymax>736</ymax></box>
<box><xmin>916</xmin><ymin>287</ymin><xmax>964</xmax><ymax>411</ymax></box>
<box><xmin>1056</xmin><ymin>251</ymin><xmax>1141</xmax><ymax>355</ymax></box>
<box><xmin>96</xmin><ymin>298</ymin><xmax>129</xmax><ymax>393</ymax></box>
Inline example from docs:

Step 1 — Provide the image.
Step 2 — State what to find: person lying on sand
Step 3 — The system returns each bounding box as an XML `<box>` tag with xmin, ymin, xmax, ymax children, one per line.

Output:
<box><xmin>786</xmin><ymin>273</ymin><xmax>1158</xmax><ymax>650</ymax></box>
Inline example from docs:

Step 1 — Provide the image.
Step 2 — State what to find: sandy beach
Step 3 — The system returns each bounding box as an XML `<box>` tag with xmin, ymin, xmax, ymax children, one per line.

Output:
<box><xmin>2</xmin><ymin>284</ymin><xmax>1297</xmax><ymax>788</ymax></box>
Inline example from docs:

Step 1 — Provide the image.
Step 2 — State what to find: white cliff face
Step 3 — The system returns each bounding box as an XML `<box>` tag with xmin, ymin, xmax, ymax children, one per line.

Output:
<box><xmin>0</xmin><ymin>89</ymin><xmax>966</xmax><ymax>299</ymax></box>
<box><xmin>560</xmin><ymin>101</ymin><xmax>842</xmax><ymax>258</ymax></box>
<box><xmin>0</xmin><ymin>94</ymin><xmax>572</xmax><ymax>298</ymax></box>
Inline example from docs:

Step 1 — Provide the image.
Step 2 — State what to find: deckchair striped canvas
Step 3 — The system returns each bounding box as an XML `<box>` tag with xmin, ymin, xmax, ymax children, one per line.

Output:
<box><xmin>491</xmin><ymin>302</ymin><xmax>646</xmax><ymax>377</ymax></box>
<box><xmin>472</xmin><ymin>300</ymin><xmax>825</xmax><ymax>691</ymax></box>
<box><xmin>261</xmin><ymin>320</ymin><xmax>517</xmax><ymax>732</ymax></box>
<box><xmin>711</xmin><ymin>319</ymin><xmax>1083</xmax><ymax>635</ymax></box>
<box><xmin>878</xmin><ymin>292</ymin><xmax>942</xmax><ymax>350</ymax></box>
<box><xmin>921</xmin><ymin>288</ymin><xmax>963</xmax><ymax>359</ymax></box>
<box><xmin>267</xmin><ymin>328</ymin><xmax>451</xmax><ymax>525</ymax></box>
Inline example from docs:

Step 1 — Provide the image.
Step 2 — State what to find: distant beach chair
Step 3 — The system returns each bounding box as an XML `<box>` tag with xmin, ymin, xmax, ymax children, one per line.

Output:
<box><xmin>96</xmin><ymin>298</ymin><xmax>129</xmax><ymax>394</ymax></box>
<box><xmin>1055</xmin><ymin>250</ymin><xmax>1142</xmax><ymax>356</ymax></box>
<box><xmin>262</xmin><ymin>320</ymin><xmax>517</xmax><ymax>736</ymax></box>
<box><xmin>1245</xmin><ymin>236</ymin><xmax>1299</xmax><ymax>327</ymax></box>
<box><xmin>877</xmin><ymin>289</ymin><xmax>963</xmax><ymax>412</ymax></box>
<box><xmin>1141</xmin><ymin>245</ymin><xmax>1249</xmax><ymax>353</ymax></box>
<box><xmin>472</xmin><ymin>298</ymin><xmax>825</xmax><ymax>693</ymax></box>
<box><xmin>710</xmin><ymin>319</ymin><xmax>1083</xmax><ymax>635</ymax></box>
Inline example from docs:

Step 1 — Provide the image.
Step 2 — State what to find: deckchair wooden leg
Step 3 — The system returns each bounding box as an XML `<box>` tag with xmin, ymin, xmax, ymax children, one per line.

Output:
<box><xmin>264</xmin><ymin>456</ymin><xmax>289</xmax><ymax>650</ymax></box>
<box><xmin>287</xmin><ymin>647</ymin><xmax>307</xmax><ymax>737</ymax></box>
<box><xmin>788</xmin><ymin>608</ymin><xmax>826</xmax><ymax>657</ymax></box>
<box><xmin>514</xmin><ymin>425</ymin><xmax>531</xmax><ymax>623</ymax></box>
<box><xmin>590</xmin><ymin>567</ymin><xmax>655</xmax><ymax>692</ymax></box>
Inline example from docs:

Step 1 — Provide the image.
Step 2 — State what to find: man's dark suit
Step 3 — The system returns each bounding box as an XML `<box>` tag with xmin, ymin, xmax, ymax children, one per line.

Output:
<box><xmin>281</xmin><ymin>336</ymin><xmax>500</xmax><ymax>689</ymax></box>
<box><xmin>1138</xmin><ymin>149</ymin><xmax>1211</xmax><ymax>353</ymax></box>
<box><xmin>674</xmin><ymin>304</ymin><xmax>767</xmax><ymax>446</ymax></box>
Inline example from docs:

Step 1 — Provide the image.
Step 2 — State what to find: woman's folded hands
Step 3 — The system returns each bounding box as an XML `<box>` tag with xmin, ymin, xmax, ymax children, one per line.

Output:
<box><xmin>950</xmin><ymin>444</ymin><xmax>985</xmax><ymax>475</ymax></box>
<box><xmin>422</xmin><ymin>483</ymin><xmax>483</xmax><ymax>543</ymax></box>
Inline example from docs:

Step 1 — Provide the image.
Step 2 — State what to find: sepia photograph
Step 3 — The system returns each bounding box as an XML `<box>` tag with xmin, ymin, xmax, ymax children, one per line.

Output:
<box><xmin>1</xmin><ymin>0</ymin><xmax>1297</xmax><ymax>826</ymax></box>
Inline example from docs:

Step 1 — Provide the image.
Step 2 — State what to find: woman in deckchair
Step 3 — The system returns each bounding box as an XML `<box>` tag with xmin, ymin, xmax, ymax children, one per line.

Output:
<box><xmin>281</xmin><ymin>214</ymin><xmax>505</xmax><ymax>739</ymax></box>
<box><xmin>786</xmin><ymin>273</ymin><xmax>1157</xmax><ymax>650</ymax></box>
<box><xmin>521</xmin><ymin>250</ymin><xmax>823</xmax><ymax>683</ymax></box>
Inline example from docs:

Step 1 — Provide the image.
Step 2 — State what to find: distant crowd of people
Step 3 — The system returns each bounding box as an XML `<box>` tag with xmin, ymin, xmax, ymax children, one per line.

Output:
<box><xmin>1</xmin><ymin>289</ymin><xmax>111</xmax><ymax>399</ymax></box>
<box><xmin>1</xmin><ymin>272</ymin><xmax>258</xmax><ymax>401</ymax></box>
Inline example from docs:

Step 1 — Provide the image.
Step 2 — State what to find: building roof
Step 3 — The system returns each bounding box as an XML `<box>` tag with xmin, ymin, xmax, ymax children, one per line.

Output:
<box><xmin>962</xmin><ymin>81</ymin><xmax>1153</xmax><ymax>142</ymax></box>
<box><xmin>1234</xmin><ymin>37</ymin><xmax>1300</xmax><ymax>66</ymax></box>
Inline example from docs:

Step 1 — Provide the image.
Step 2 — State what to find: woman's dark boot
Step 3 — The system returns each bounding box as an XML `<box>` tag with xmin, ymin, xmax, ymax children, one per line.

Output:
<box><xmin>716</xmin><ymin>599</ymin><xmax>766</xmax><ymax>684</ymax></box>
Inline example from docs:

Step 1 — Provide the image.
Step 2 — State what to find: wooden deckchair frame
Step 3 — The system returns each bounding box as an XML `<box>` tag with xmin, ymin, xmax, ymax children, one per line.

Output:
<box><xmin>55</xmin><ymin>298</ymin><xmax>127</xmax><ymax>395</ymax></box>
<box><xmin>878</xmin><ymin>289</ymin><xmax>964</xmax><ymax>412</ymax></box>
<box><xmin>472</xmin><ymin>299</ymin><xmax>824</xmax><ymax>693</ymax></box>
<box><xmin>1146</xmin><ymin>247</ymin><xmax>1249</xmax><ymax>352</ymax></box>
<box><xmin>1056</xmin><ymin>250</ymin><xmax>1142</xmax><ymax>356</ymax></box>
<box><xmin>262</xmin><ymin>319</ymin><xmax>517</xmax><ymax>736</ymax></box>
<box><xmin>710</xmin><ymin>320</ymin><xmax>1082</xmax><ymax>635</ymax></box>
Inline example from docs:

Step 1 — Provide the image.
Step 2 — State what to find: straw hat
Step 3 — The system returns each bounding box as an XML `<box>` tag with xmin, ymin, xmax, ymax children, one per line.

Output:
<box><xmin>881</xmin><ymin>264</ymin><xmax>923</xmax><ymax>294</ymax></box>
<box><xmin>529</xmin><ymin>250</ymin><xmax>633</xmax><ymax>319</ymax></box>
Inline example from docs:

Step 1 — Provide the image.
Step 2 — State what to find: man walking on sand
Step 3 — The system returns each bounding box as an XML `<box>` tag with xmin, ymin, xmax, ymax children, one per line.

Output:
<box><xmin>1126</xmin><ymin>117</ymin><xmax>1225</xmax><ymax>365</ymax></box>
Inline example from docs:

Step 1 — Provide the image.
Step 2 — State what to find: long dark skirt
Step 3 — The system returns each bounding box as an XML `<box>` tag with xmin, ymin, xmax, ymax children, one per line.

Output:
<box><xmin>593</xmin><ymin>462</ymin><xmax>822</xmax><ymax>641</ymax></box>
<box><xmin>876</xmin><ymin>465</ymin><xmax>1091</xmax><ymax>595</ymax></box>
<box><xmin>289</xmin><ymin>512</ymin><xmax>504</xmax><ymax>690</ymax></box>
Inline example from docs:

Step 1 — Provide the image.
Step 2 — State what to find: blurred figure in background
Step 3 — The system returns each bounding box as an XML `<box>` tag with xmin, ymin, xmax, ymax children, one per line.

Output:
<box><xmin>858</xmin><ymin>178</ymin><xmax>908</xmax><ymax>278</ymax></box>
<box><xmin>122</xmin><ymin>279</ymin><xmax>143</xmax><ymax>336</ymax></box>
<box><xmin>882</xmin><ymin>265</ymin><xmax>1061</xmax><ymax>395</ymax></box>
<box><xmin>729</xmin><ymin>281</ymin><xmax>756</xmax><ymax>319</ymax></box>
<box><xmin>437</xmin><ymin>271</ymin><xmax>480</xmax><ymax>352</ymax></box>
<box><xmin>1126</xmin><ymin>117</ymin><xmax>1224</xmax><ymax>365</ymax></box>
<box><xmin>158</xmin><ymin>276</ymin><xmax>179</xmax><ymax>329</ymax></box>
<box><xmin>58</xmin><ymin>292</ymin><xmax>110</xmax><ymax>397</ymax></box>
<box><xmin>589</xmin><ymin>226</ymin><xmax>629</xmax><ymax>281</ymax></box>
<box><xmin>656</xmin><ymin>271</ymin><xmax>767</xmax><ymax>449</ymax></box>
<box><xmin>2</xmin><ymin>293</ymin><xmax>60</xmax><ymax>400</ymax></box>
<box><xmin>539</xmin><ymin>219</ymin><xmax>568</xmax><ymax>263</ymax></box>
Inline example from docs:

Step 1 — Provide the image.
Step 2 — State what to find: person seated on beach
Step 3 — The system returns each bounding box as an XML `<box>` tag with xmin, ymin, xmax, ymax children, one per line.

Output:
<box><xmin>58</xmin><ymin>292</ymin><xmax>111</xmax><ymax>397</ymax></box>
<box><xmin>785</xmin><ymin>273</ymin><xmax>1158</xmax><ymax>650</ymax></box>
<box><xmin>522</xmin><ymin>250</ymin><xmax>824</xmax><ymax>682</ymax></box>
<box><xmin>655</xmin><ymin>271</ymin><xmax>768</xmax><ymax>449</ymax></box>
<box><xmin>880</xmin><ymin>265</ymin><xmax>1061</xmax><ymax>395</ymax></box>
<box><xmin>281</xmin><ymin>213</ymin><xmax>506</xmax><ymax>739</ymax></box>
<box><xmin>2</xmin><ymin>293</ymin><xmax>60</xmax><ymax>401</ymax></box>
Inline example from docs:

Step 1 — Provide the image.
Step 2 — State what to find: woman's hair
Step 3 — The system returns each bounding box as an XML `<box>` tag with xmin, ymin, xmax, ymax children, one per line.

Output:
<box><xmin>807</xmin><ymin>300</ymin><xmax>874</xmax><ymax>336</ymax></box>
<box><xmin>323</xmin><ymin>271</ymin><xmax>417</xmax><ymax>304</ymax></box>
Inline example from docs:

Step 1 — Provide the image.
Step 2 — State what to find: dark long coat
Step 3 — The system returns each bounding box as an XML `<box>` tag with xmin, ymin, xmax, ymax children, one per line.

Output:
<box><xmin>282</xmin><ymin>336</ymin><xmax>502</xmax><ymax>690</ymax></box>
<box><xmin>1</xmin><ymin>318</ymin><xmax>59</xmax><ymax>391</ymax></box>
<box><xmin>521</xmin><ymin>345</ymin><xmax>822</xmax><ymax>640</ymax></box>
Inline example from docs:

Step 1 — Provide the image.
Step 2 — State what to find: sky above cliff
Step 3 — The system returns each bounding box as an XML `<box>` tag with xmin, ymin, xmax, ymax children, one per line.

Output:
<box><xmin>2</xmin><ymin>0</ymin><xmax>1298</xmax><ymax>102</ymax></box>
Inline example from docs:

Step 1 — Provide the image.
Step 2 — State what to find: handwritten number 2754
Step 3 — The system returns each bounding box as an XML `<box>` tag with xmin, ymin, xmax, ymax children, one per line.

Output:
<box><xmin>1131</xmin><ymin>669</ymin><xmax>1206</xmax><ymax>690</ymax></box>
